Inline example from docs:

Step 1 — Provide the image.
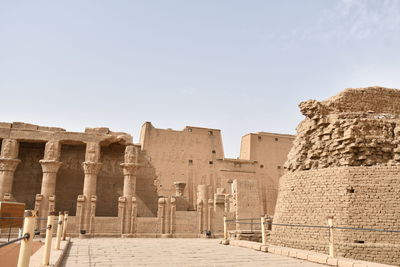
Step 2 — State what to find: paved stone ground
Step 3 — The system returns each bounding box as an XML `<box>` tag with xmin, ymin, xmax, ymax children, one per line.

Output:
<box><xmin>61</xmin><ymin>238</ymin><xmax>326</xmax><ymax>267</ymax></box>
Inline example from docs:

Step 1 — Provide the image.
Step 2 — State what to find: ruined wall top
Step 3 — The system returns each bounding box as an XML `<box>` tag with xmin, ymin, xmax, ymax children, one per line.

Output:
<box><xmin>286</xmin><ymin>86</ymin><xmax>400</xmax><ymax>172</ymax></box>
<box><xmin>299</xmin><ymin>86</ymin><xmax>400</xmax><ymax>118</ymax></box>
<box><xmin>0</xmin><ymin>122</ymin><xmax>133</xmax><ymax>146</ymax></box>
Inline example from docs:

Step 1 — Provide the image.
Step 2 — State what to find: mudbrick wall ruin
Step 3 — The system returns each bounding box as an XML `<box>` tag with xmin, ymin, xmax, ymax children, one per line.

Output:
<box><xmin>270</xmin><ymin>87</ymin><xmax>400</xmax><ymax>265</ymax></box>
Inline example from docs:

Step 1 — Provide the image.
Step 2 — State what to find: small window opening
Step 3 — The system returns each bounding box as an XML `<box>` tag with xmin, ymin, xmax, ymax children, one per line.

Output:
<box><xmin>260</xmin><ymin>165</ymin><xmax>264</xmax><ymax>168</ymax></box>
<box><xmin>209</xmin><ymin>161</ymin><xmax>213</xmax><ymax>165</ymax></box>
<box><xmin>208</xmin><ymin>131</ymin><xmax>213</xmax><ymax>136</ymax></box>
<box><xmin>277</xmin><ymin>166</ymin><xmax>281</xmax><ymax>169</ymax></box>
<box><xmin>275</xmin><ymin>138</ymin><xmax>279</xmax><ymax>141</ymax></box>
<box><xmin>354</xmin><ymin>240</ymin><xmax>365</xmax><ymax>244</ymax></box>
<box><xmin>212</xmin><ymin>150</ymin><xmax>216</xmax><ymax>154</ymax></box>
<box><xmin>188</xmin><ymin>160</ymin><xmax>193</xmax><ymax>164</ymax></box>
<box><xmin>188</xmin><ymin>128</ymin><xmax>192</xmax><ymax>132</ymax></box>
<box><xmin>258</xmin><ymin>136</ymin><xmax>262</xmax><ymax>141</ymax></box>
<box><xmin>347</xmin><ymin>187</ymin><xmax>355</xmax><ymax>193</ymax></box>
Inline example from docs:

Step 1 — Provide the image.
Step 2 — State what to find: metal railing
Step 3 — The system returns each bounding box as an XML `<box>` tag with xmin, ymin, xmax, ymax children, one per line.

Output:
<box><xmin>223</xmin><ymin>216</ymin><xmax>400</xmax><ymax>258</ymax></box>
<box><xmin>0</xmin><ymin>210</ymin><xmax>69</xmax><ymax>267</ymax></box>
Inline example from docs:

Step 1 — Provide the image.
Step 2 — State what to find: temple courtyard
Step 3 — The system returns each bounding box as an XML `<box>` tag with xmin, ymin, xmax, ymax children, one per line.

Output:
<box><xmin>60</xmin><ymin>238</ymin><xmax>325</xmax><ymax>267</ymax></box>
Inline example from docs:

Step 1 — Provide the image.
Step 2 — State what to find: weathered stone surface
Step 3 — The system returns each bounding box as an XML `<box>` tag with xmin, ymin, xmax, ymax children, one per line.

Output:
<box><xmin>0</xmin><ymin>120</ymin><xmax>293</xmax><ymax>238</ymax></box>
<box><xmin>271</xmin><ymin>87</ymin><xmax>400</xmax><ymax>266</ymax></box>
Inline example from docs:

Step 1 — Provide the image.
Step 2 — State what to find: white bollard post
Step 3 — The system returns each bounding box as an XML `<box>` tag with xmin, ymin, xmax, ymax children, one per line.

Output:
<box><xmin>223</xmin><ymin>216</ymin><xmax>227</xmax><ymax>240</ymax></box>
<box><xmin>55</xmin><ymin>212</ymin><xmax>64</xmax><ymax>250</ymax></box>
<box><xmin>42</xmin><ymin>212</ymin><xmax>55</xmax><ymax>266</ymax></box>
<box><xmin>17</xmin><ymin>210</ymin><xmax>37</xmax><ymax>267</ymax></box>
<box><xmin>327</xmin><ymin>216</ymin><xmax>335</xmax><ymax>257</ymax></box>
<box><xmin>62</xmin><ymin>211</ymin><xmax>68</xmax><ymax>240</ymax></box>
<box><xmin>261</xmin><ymin>216</ymin><xmax>266</xmax><ymax>245</ymax></box>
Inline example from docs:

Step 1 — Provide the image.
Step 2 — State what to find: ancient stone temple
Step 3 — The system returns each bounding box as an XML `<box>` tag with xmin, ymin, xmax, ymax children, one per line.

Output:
<box><xmin>270</xmin><ymin>87</ymin><xmax>400</xmax><ymax>265</ymax></box>
<box><xmin>0</xmin><ymin>121</ymin><xmax>293</xmax><ymax>237</ymax></box>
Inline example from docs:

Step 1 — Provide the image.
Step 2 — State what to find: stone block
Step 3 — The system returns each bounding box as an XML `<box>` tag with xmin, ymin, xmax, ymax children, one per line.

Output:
<box><xmin>289</xmin><ymin>250</ymin><xmax>298</xmax><ymax>258</ymax></box>
<box><xmin>307</xmin><ymin>253</ymin><xmax>328</xmax><ymax>264</ymax></box>
<box><xmin>327</xmin><ymin>257</ymin><xmax>339</xmax><ymax>266</ymax></box>
<box><xmin>353</xmin><ymin>263</ymin><xmax>368</xmax><ymax>267</ymax></box>
<box><xmin>267</xmin><ymin>246</ymin><xmax>276</xmax><ymax>254</ymax></box>
<box><xmin>296</xmin><ymin>251</ymin><xmax>309</xmax><ymax>260</ymax></box>
<box><xmin>12</xmin><ymin>122</ymin><xmax>38</xmax><ymax>130</ymax></box>
<box><xmin>338</xmin><ymin>259</ymin><xmax>355</xmax><ymax>267</ymax></box>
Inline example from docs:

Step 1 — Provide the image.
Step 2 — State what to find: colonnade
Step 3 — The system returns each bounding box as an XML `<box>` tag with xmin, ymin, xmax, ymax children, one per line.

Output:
<box><xmin>0</xmin><ymin>138</ymin><xmax>140</xmax><ymax>234</ymax></box>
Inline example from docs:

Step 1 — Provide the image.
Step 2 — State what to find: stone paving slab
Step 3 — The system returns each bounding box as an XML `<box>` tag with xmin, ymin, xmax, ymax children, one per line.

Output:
<box><xmin>29</xmin><ymin>238</ymin><xmax>71</xmax><ymax>267</ymax></box>
<box><xmin>227</xmin><ymin>240</ymin><xmax>395</xmax><ymax>267</ymax></box>
<box><xmin>60</xmin><ymin>238</ymin><xmax>326</xmax><ymax>267</ymax></box>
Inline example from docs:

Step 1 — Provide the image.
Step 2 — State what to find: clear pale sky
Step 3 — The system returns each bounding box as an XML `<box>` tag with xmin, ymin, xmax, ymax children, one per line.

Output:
<box><xmin>1</xmin><ymin>0</ymin><xmax>400</xmax><ymax>157</ymax></box>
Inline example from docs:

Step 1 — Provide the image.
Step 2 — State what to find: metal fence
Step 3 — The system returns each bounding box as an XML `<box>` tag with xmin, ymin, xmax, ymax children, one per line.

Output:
<box><xmin>223</xmin><ymin>216</ymin><xmax>400</xmax><ymax>257</ymax></box>
<box><xmin>0</xmin><ymin>210</ymin><xmax>69</xmax><ymax>267</ymax></box>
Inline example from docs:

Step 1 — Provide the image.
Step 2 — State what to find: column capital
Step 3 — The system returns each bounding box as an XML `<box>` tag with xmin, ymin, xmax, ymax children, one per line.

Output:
<box><xmin>173</xmin><ymin>181</ymin><xmax>186</xmax><ymax>197</ymax></box>
<box><xmin>120</xmin><ymin>163</ymin><xmax>141</xmax><ymax>176</ymax></box>
<box><xmin>82</xmin><ymin>162</ymin><xmax>102</xmax><ymax>175</ymax></box>
<box><xmin>39</xmin><ymin>160</ymin><xmax>62</xmax><ymax>173</ymax></box>
<box><xmin>0</xmin><ymin>158</ymin><xmax>21</xmax><ymax>172</ymax></box>
<box><xmin>1</xmin><ymin>139</ymin><xmax>19</xmax><ymax>159</ymax></box>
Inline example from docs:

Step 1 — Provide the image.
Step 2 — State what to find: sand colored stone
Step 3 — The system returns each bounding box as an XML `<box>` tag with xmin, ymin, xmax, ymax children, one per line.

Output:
<box><xmin>0</xmin><ymin>121</ymin><xmax>292</xmax><ymax>237</ymax></box>
<box><xmin>270</xmin><ymin>87</ymin><xmax>400</xmax><ymax>265</ymax></box>
<box><xmin>60</xmin><ymin>238</ymin><xmax>325</xmax><ymax>267</ymax></box>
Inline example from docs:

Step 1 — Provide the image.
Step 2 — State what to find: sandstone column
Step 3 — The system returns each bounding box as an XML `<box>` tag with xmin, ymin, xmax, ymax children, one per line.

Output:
<box><xmin>170</xmin><ymin>197</ymin><xmax>176</xmax><ymax>235</ymax></box>
<box><xmin>119</xmin><ymin>145</ymin><xmax>141</xmax><ymax>236</ymax></box>
<box><xmin>197</xmin><ymin>184</ymin><xmax>209</xmax><ymax>234</ymax></box>
<box><xmin>0</xmin><ymin>139</ymin><xmax>20</xmax><ymax>201</ymax></box>
<box><xmin>36</xmin><ymin>141</ymin><xmax>62</xmax><ymax>225</ymax></box>
<box><xmin>77</xmin><ymin>142</ymin><xmax>102</xmax><ymax>234</ymax></box>
<box><xmin>158</xmin><ymin>197</ymin><xmax>166</xmax><ymax>234</ymax></box>
<box><xmin>214</xmin><ymin>188</ymin><xmax>226</xmax><ymax>234</ymax></box>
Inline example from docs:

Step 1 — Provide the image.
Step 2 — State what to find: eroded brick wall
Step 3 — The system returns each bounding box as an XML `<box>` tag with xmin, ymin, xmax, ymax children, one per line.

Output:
<box><xmin>271</xmin><ymin>87</ymin><xmax>400</xmax><ymax>265</ymax></box>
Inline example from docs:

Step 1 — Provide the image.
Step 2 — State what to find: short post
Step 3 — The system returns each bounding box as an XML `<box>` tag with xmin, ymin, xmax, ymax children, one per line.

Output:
<box><xmin>62</xmin><ymin>211</ymin><xmax>69</xmax><ymax>240</ymax></box>
<box><xmin>17</xmin><ymin>210</ymin><xmax>37</xmax><ymax>267</ymax></box>
<box><xmin>42</xmin><ymin>212</ymin><xmax>55</xmax><ymax>266</ymax></box>
<box><xmin>327</xmin><ymin>216</ymin><xmax>335</xmax><ymax>257</ymax></box>
<box><xmin>261</xmin><ymin>216</ymin><xmax>266</xmax><ymax>245</ymax></box>
<box><xmin>55</xmin><ymin>212</ymin><xmax>64</xmax><ymax>250</ymax></box>
<box><xmin>223</xmin><ymin>216</ymin><xmax>227</xmax><ymax>240</ymax></box>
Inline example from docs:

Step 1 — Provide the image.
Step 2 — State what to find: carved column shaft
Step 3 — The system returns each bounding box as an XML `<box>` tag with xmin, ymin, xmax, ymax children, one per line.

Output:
<box><xmin>158</xmin><ymin>198</ymin><xmax>166</xmax><ymax>234</ymax></box>
<box><xmin>0</xmin><ymin>139</ymin><xmax>20</xmax><ymax>201</ymax></box>
<box><xmin>40</xmin><ymin>160</ymin><xmax>62</xmax><ymax>195</ymax></box>
<box><xmin>78</xmin><ymin>142</ymin><xmax>102</xmax><ymax>234</ymax></box>
<box><xmin>37</xmin><ymin>160</ymin><xmax>62</xmax><ymax>221</ymax></box>
<box><xmin>81</xmin><ymin>161</ymin><xmax>102</xmax><ymax>233</ymax></box>
<box><xmin>120</xmin><ymin>145</ymin><xmax>140</xmax><ymax>235</ymax></box>
<box><xmin>197</xmin><ymin>185</ymin><xmax>209</xmax><ymax>234</ymax></box>
<box><xmin>36</xmin><ymin>141</ymin><xmax>62</xmax><ymax>230</ymax></box>
<box><xmin>170</xmin><ymin>197</ymin><xmax>176</xmax><ymax>235</ymax></box>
